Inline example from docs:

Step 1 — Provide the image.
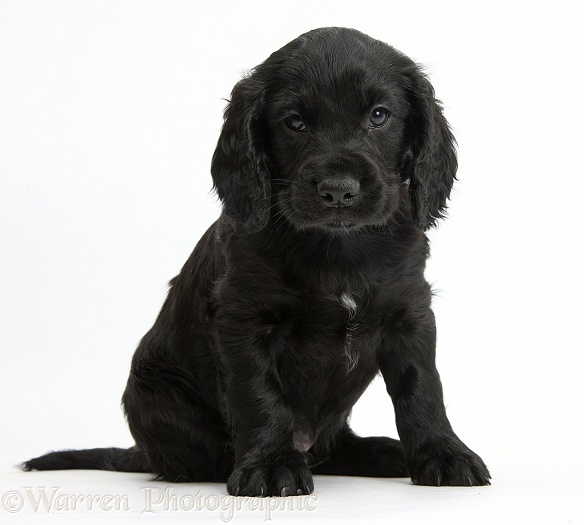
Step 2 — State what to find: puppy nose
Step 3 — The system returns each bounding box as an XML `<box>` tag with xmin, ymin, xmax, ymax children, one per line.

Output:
<box><xmin>317</xmin><ymin>178</ymin><xmax>360</xmax><ymax>207</ymax></box>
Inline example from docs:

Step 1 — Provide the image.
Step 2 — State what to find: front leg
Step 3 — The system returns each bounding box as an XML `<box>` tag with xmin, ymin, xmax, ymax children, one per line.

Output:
<box><xmin>379</xmin><ymin>307</ymin><xmax>491</xmax><ymax>486</ymax></box>
<box><xmin>224</xmin><ymin>378</ymin><xmax>313</xmax><ymax>497</ymax></box>
<box><xmin>215</xmin><ymin>316</ymin><xmax>313</xmax><ymax>497</ymax></box>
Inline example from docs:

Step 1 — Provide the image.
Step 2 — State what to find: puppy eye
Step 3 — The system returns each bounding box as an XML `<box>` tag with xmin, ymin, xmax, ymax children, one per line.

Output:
<box><xmin>284</xmin><ymin>115</ymin><xmax>306</xmax><ymax>132</ymax></box>
<box><xmin>369</xmin><ymin>107</ymin><xmax>390</xmax><ymax>128</ymax></box>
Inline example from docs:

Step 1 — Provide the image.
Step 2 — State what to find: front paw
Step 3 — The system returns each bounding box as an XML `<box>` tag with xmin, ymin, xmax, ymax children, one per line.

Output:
<box><xmin>409</xmin><ymin>440</ymin><xmax>491</xmax><ymax>486</ymax></box>
<box><xmin>227</xmin><ymin>460</ymin><xmax>314</xmax><ymax>497</ymax></box>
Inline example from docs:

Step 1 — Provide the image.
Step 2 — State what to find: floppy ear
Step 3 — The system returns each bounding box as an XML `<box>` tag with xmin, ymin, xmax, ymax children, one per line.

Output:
<box><xmin>404</xmin><ymin>70</ymin><xmax>458</xmax><ymax>230</ymax></box>
<box><xmin>211</xmin><ymin>74</ymin><xmax>270</xmax><ymax>233</ymax></box>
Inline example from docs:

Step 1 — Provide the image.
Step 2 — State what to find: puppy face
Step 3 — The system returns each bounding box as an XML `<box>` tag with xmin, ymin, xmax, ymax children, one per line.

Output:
<box><xmin>211</xmin><ymin>28</ymin><xmax>457</xmax><ymax>234</ymax></box>
<box><xmin>262</xmin><ymin>44</ymin><xmax>411</xmax><ymax>233</ymax></box>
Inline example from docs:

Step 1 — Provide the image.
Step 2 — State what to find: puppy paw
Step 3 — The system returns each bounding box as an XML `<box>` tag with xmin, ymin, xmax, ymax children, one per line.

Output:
<box><xmin>227</xmin><ymin>461</ymin><xmax>314</xmax><ymax>497</ymax></box>
<box><xmin>409</xmin><ymin>440</ymin><xmax>491</xmax><ymax>486</ymax></box>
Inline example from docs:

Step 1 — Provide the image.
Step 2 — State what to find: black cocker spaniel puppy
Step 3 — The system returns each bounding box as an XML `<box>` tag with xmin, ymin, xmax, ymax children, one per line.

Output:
<box><xmin>24</xmin><ymin>27</ymin><xmax>491</xmax><ymax>496</ymax></box>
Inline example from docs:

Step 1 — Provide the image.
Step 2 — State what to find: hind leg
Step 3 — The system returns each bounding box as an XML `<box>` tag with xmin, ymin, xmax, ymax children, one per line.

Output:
<box><xmin>122</xmin><ymin>366</ymin><xmax>233</xmax><ymax>483</ymax></box>
<box><xmin>312</xmin><ymin>425</ymin><xmax>409</xmax><ymax>478</ymax></box>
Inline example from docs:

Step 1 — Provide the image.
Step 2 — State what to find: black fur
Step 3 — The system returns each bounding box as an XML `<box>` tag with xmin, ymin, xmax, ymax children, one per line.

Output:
<box><xmin>23</xmin><ymin>27</ymin><xmax>490</xmax><ymax>495</ymax></box>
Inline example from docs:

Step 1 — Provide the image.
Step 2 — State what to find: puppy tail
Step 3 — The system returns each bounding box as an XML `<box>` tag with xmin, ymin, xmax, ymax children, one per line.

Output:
<box><xmin>21</xmin><ymin>446</ymin><xmax>150</xmax><ymax>474</ymax></box>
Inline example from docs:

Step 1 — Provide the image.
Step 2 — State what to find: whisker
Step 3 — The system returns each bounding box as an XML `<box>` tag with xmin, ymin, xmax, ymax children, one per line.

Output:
<box><xmin>266</xmin><ymin>197</ymin><xmax>294</xmax><ymax>214</ymax></box>
<box><xmin>270</xmin><ymin>179</ymin><xmax>295</xmax><ymax>184</ymax></box>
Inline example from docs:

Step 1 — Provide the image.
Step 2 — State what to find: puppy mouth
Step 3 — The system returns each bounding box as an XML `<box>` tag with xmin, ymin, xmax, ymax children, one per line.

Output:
<box><xmin>324</xmin><ymin>217</ymin><xmax>358</xmax><ymax>230</ymax></box>
<box><xmin>278</xmin><ymin>190</ymin><xmax>395</xmax><ymax>233</ymax></box>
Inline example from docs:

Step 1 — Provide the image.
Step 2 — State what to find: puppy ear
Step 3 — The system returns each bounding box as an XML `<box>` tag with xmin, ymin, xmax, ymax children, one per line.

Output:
<box><xmin>211</xmin><ymin>74</ymin><xmax>270</xmax><ymax>232</ymax></box>
<box><xmin>405</xmin><ymin>70</ymin><xmax>458</xmax><ymax>230</ymax></box>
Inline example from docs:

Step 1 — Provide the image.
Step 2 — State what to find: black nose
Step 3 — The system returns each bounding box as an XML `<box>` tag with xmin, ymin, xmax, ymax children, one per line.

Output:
<box><xmin>317</xmin><ymin>178</ymin><xmax>360</xmax><ymax>207</ymax></box>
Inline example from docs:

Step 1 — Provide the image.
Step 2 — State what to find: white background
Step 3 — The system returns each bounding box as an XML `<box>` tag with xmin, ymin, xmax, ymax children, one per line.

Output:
<box><xmin>1</xmin><ymin>0</ymin><xmax>583</xmax><ymax>522</ymax></box>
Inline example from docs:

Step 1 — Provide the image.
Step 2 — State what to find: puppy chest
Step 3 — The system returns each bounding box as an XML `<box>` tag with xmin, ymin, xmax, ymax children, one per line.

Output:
<box><xmin>267</xmin><ymin>292</ymin><xmax>379</xmax><ymax>380</ymax></box>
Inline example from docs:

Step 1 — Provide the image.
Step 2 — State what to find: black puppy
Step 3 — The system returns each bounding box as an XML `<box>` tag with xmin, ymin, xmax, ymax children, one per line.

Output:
<box><xmin>23</xmin><ymin>27</ymin><xmax>490</xmax><ymax>496</ymax></box>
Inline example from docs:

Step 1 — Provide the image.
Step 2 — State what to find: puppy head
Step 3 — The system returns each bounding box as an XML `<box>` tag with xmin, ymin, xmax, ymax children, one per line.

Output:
<box><xmin>211</xmin><ymin>27</ymin><xmax>457</xmax><ymax>233</ymax></box>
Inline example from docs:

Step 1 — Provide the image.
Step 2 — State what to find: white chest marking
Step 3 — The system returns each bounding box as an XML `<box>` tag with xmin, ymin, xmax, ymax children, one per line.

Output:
<box><xmin>339</xmin><ymin>292</ymin><xmax>358</xmax><ymax>372</ymax></box>
<box><xmin>340</xmin><ymin>292</ymin><xmax>357</xmax><ymax>318</ymax></box>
